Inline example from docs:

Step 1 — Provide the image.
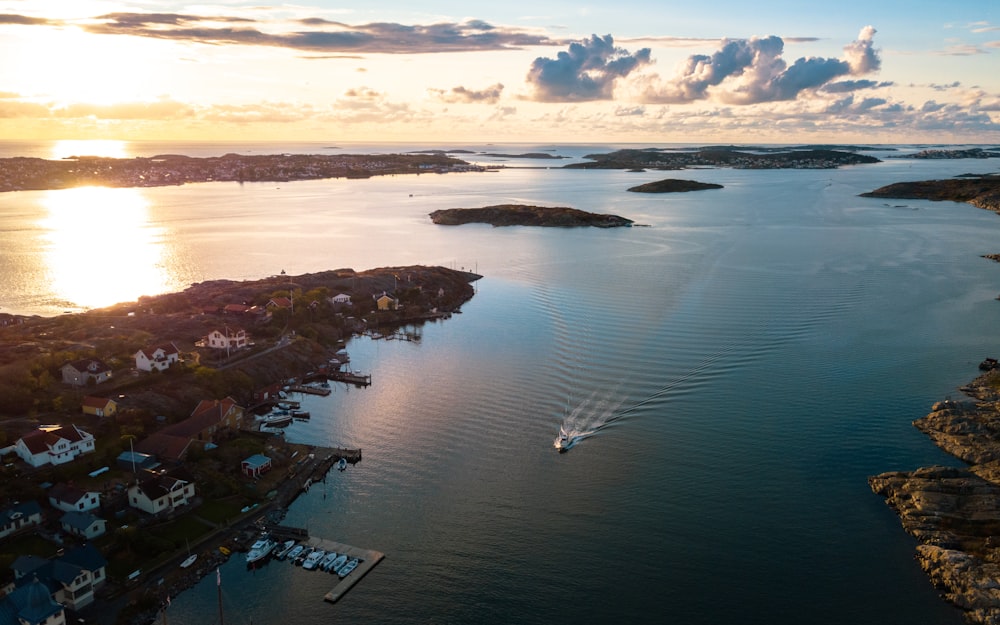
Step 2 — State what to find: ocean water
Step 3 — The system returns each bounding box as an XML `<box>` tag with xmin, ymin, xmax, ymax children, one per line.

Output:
<box><xmin>4</xmin><ymin>142</ymin><xmax>1000</xmax><ymax>623</ymax></box>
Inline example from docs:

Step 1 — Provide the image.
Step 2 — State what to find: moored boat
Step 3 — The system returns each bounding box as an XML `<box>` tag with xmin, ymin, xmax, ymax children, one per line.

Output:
<box><xmin>274</xmin><ymin>540</ymin><xmax>296</xmax><ymax>560</ymax></box>
<box><xmin>329</xmin><ymin>553</ymin><xmax>348</xmax><ymax>574</ymax></box>
<box><xmin>261</xmin><ymin>411</ymin><xmax>293</xmax><ymax>427</ymax></box>
<box><xmin>291</xmin><ymin>410</ymin><xmax>310</xmax><ymax>419</ymax></box>
<box><xmin>180</xmin><ymin>554</ymin><xmax>197</xmax><ymax>569</ymax></box>
<box><xmin>337</xmin><ymin>458</ymin><xmax>348</xmax><ymax>471</ymax></box>
<box><xmin>338</xmin><ymin>558</ymin><xmax>359</xmax><ymax>578</ymax></box>
<box><xmin>245</xmin><ymin>534</ymin><xmax>278</xmax><ymax>564</ymax></box>
<box><xmin>302</xmin><ymin>549</ymin><xmax>326</xmax><ymax>570</ymax></box>
<box><xmin>319</xmin><ymin>551</ymin><xmax>339</xmax><ymax>571</ymax></box>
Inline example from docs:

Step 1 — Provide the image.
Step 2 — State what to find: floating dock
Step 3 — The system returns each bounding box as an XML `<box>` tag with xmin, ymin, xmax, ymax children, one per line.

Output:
<box><xmin>288</xmin><ymin>383</ymin><xmax>331</xmax><ymax>396</ymax></box>
<box><xmin>292</xmin><ymin>536</ymin><xmax>385</xmax><ymax>604</ymax></box>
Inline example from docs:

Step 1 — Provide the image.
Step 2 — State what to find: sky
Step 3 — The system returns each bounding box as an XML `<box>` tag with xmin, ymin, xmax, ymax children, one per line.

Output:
<box><xmin>1</xmin><ymin>0</ymin><xmax>999</xmax><ymax>144</ymax></box>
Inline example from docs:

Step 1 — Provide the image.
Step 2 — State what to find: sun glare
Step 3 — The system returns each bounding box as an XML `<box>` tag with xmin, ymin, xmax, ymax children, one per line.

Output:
<box><xmin>50</xmin><ymin>139</ymin><xmax>129</xmax><ymax>160</ymax></box>
<box><xmin>39</xmin><ymin>186</ymin><xmax>169</xmax><ymax>310</ymax></box>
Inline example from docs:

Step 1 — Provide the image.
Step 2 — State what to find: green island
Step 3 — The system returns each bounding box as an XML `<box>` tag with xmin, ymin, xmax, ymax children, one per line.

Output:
<box><xmin>627</xmin><ymin>178</ymin><xmax>723</xmax><ymax>193</ymax></box>
<box><xmin>0</xmin><ymin>265</ymin><xmax>479</xmax><ymax>625</ymax></box>
<box><xmin>563</xmin><ymin>146</ymin><xmax>881</xmax><ymax>170</ymax></box>
<box><xmin>429</xmin><ymin>204</ymin><xmax>633</xmax><ymax>227</ymax></box>
<box><xmin>0</xmin><ymin>152</ymin><xmax>484</xmax><ymax>193</ymax></box>
<box><xmin>865</xmin><ymin>174</ymin><xmax>1000</xmax><ymax>623</ymax></box>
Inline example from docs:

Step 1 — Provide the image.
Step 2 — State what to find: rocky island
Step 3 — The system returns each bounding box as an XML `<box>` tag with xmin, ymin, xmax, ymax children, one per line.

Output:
<box><xmin>0</xmin><ymin>152</ymin><xmax>484</xmax><ymax>193</ymax></box>
<box><xmin>860</xmin><ymin>174</ymin><xmax>1000</xmax><ymax>213</ymax></box>
<box><xmin>429</xmin><ymin>204</ymin><xmax>633</xmax><ymax>228</ymax></box>
<box><xmin>866</xmin><ymin>174</ymin><xmax>1000</xmax><ymax>623</ymax></box>
<box><xmin>564</xmin><ymin>146</ymin><xmax>881</xmax><ymax>170</ymax></box>
<box><xmin>627</xmin><ymin>178</ymin><xmax>723</xmax><ymax>193</ymax></box>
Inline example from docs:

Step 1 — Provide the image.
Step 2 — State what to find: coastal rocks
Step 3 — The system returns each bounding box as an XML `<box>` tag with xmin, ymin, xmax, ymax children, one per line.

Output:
<box><xmin>429</xmin><ymin>205</ymin><xmax>633</xmax><ymax>228</ymax></box>
<box><xmin>860</xmin><ymin>175</ymin><xmax>1000</xmax><ymax>214</ymax></box>
<box><xmin>917</xmin><ymin>545</ymin><xmax>1000</xmax><ymax>623</ymax></box>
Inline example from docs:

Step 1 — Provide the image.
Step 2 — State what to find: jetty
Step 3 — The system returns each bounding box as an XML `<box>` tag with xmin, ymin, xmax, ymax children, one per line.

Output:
<box><xmin>288</xmin><ymin>383</ymin><xmax>331</xmax><ymax>396</ymax></box>
<box><xmin>327</xmin><ymin>370</ymin><xmax>372</xmax><ymax>387</ymax></box>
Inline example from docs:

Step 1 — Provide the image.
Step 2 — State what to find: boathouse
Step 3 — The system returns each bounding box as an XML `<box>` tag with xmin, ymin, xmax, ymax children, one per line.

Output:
<box><xmin>242</xmin><ymin>453</ymin><xmax>272</xmax><ymax>478</ymax></box>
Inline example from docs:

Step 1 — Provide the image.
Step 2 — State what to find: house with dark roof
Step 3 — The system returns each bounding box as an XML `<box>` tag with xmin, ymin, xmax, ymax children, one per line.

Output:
<box><xmin>133</xmin><ymin>342</ymin><xmax>180</xmax><ymax>372</ymax></box>
<box><xmin>9</xmin><ymin>543</ymin><xmax>108</xmax><ymax>611</ymax></box>
<box><xmin>12</xmin><ymin>426</ymin><xmax>95</xmax><ymax>469</ymax></box>
<box><xmin>59</xmin><ymin>359</ymin><xmax>112</xmax><ymax>386</ymax></box>
<box><xmin>59</xmin><ymin>511</ymin><xmax>106</xmax><ymax>540</ymax></box>
<box><xmin>80</xmin><ymin>395</ymin><xmax>117</xmax><ymax>418</ymax></box>
<box><xmin>47</xmin><ymin>484</ymin><xmax>100</xmax><ymax>513</ymax></box>
<box><xmin>0</xmin><ymin>576</ymin><xmax>65</xmax><ymax>625</ymax></box>
<box><xmin>0</xmin><ymin>501</ymin><xmax>42</xmax><ymax>540</ymax></box>
<box><xmin>128</xmin><ymin>470</ymin><xmax>195</xmax><ymax>515</ymax></box>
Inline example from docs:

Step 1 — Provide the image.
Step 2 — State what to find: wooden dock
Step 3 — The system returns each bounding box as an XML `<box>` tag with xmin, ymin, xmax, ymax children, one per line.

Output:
<box><xmin>292</xmin><ymin>535</ymin><xmax>385</xmax><ymax>604</ymax></box>
<box><xmin>288</xmin><ymin>383</ymin><xmax>331</xmax><ymax>396</ymax></box>
<box><xmin>327</xmin><ymin>370</ymin><xmax>371</xmax><ymax>387</ymax></box>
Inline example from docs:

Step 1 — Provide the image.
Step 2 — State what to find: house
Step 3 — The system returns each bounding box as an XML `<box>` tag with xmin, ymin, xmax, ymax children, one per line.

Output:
<box><xmin>133</xmin><ymin>433</ymin><xmax>192</xmax><ymax>463</ymax></box>
<box><xmin>133</xmin><ymin>342</ymin><xmax>180</xmax><ymax>372</ymax></box>
<box><xmin>47</xmin><ymin>484</ymin><xmax>100</xmax><ymax>513</ymax></box>
<box><xmin>376</xmin><ymin>293</ymin><xmax>399</xmax><ymax>311</ymax></box>
<box><xmin>60</xmin><ymin>358</ymin><xmax>112</xmax><ymax>386</ymax></box>
<box><xmin>267</xmin><ymin>296</ymin><xmax>292</xmax><ymax>310</ymax></box>
<box><xmin>0</xmin><ymin>577</ymin><xmax>65</xmax><ymax>625</ymax></box>
<box><xmin>0</xmin><ymin>500</ymin><xmax>43</xmax><ymax>540</ymax></box>
<box><xmin>60</xmin><ymin>511</ymin><xmax>107</xmax><ymax>540</ymax></box>
<box><xmin>185</xmin><ymin>397</ymin><xmax>244</xmax><ymax>438</ymax></box>
<box><xmin>81</xmin><ymin>395</ymin><xmax>117</xmax><ymax>418</ymax></box>
<box><xmin>13</xmin><ymin>426</ymin><xmax>96</xmax><ymax>469</ymax></box>
<box><xmin>206</xmin><ymin>327</ymin><xmax>247</xmax><ymax>351</ymax></box>
<box><xmin>252</xmin><ymin>382</ymin><xmax>283</xmax><ymax>403</ymax></box>
<box><xmin>242</xmin><ymin>454</ymin><xmax>272</xmax><ymax>478</ymax></box>
<box><xmin>10</xmin><ymin>543</ymin><xmax>108</xmax><ymax>611</ymax></box>
<box><xmin>128</xmin><ymin>470</ymin><xmax>196</xmax><ymax>515</ymax></box>
<box><xmin>330</xmin><ymin>293</ymin><xmax>352</xmax><ymax>305</ymax></box>
<box><xmin>223</xmin><ymin>303</ymin><xmax>251</xmax><ymax>315</ymax></box>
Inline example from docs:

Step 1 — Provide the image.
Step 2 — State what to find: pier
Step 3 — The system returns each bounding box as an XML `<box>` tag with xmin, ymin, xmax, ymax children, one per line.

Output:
<box><xmin>288</xmin><ymin>383</ymin><xmax>331</xmax><ymax>396</ymax></box>
<box><xmin>327</xmin><ymin>369</ymin><xmax>372</xmax><ymax>387</ymax></box>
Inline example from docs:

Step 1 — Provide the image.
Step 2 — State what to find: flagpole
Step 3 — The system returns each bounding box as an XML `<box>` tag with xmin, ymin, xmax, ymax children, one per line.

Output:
<box><xmin>217</xmin><ymin>568</ymin><xmax>224</xmax><ymax>625</ymax></box>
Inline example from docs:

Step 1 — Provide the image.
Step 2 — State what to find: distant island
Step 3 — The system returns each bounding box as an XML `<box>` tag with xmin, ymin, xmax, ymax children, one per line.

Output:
<box><xmin>564</xmin><ymin>147</ymin><xmax>881</xmax><ymax>170</ymax></box>
<box><xmin>0</xmin><ymin>152</ymin><xmax>484</xmax><ymax>193</ymax></box>
<box><xmin>900</xmin><ymin>147</ymin><xmax>1000</xmax><ymax>160</ymax></box>
<box><xmin>860</xmin><ymin>174</ymin><xmax>1000</xmax><ymax>213</ymax></box>
<box><xmin>627</xmin><ymin>178</ymin><xmax>723</xmax><ymax>193</ymax></box>
<box><xmin>429</xmin><ymin>204</ymin><xmax>633</xmax><ymax>228</ymax></box>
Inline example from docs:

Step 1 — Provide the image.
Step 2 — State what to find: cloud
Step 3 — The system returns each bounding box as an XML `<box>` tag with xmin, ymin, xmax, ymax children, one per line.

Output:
<box><xmin>0</xmin><ymin>14</ymin><xmax>53</xmax><ymax>25</ymax></box>
<box><xmin>822</xmin><ymin>79</ymin><xmax>893</xmax><ymax>93</ymax></box>
<box><xmin>526</xmin><ymin>34</ymin><xmax>651</xmax><ymax>102</ymax></box>
<box><xmin>940</xmin><ymin>44</ymin><xmax>987</xmax><ymax>55</ymax></box>
<box><xmin>638</xmin><ymin>26</ymin><xmax>881</xmax><ymax>105</ymax></box>
<box><xmin>79</xmin><ymin>13</ymin><xmax>560</xmax><ymax>54</ymax></box>
<box><xmin>429</xmin><ymin>84</ymin><xmax>505</xmax><ymax>104</ymax></box>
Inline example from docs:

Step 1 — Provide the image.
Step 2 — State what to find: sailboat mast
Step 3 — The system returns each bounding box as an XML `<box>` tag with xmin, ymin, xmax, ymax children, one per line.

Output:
<box><xmin>217</xmin><ymin>568</ymin><xmax>224</xmax><ymax>625</ymax></box>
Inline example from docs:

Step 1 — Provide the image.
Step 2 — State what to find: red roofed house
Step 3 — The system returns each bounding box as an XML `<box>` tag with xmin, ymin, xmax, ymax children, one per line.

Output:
<box><xmin>134</xmin><ymin>397</ymin><xmax>244</xmax><ymax>462</ymax></box>
<box><xmin>81</xmin><ymin>396</ymin><xmax>117</xmax><ymax>418</ymax></box>
<box><xmin>13</xmin><ymin>425</ymin><xmax>96</xmax><ymax>468</ymax></box>
<box><xmin>133</xmin><ymin>342</ymin><xmax>180</xmax><ymax>372</ymax></box>
<box><xmin>60</xmin><ymin>359</ymin><xmax>112</xmax><ymax>386</ymax></box>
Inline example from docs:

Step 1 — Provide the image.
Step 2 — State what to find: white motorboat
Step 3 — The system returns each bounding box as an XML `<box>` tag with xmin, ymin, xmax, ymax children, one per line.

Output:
<box><xmin>261</xmin><ymin>411</ymin><xmax>293</xmax><ymax>427</ymax></box>
<box><xmin>337</xmin><ymin>458</ymin><xmax>348</xmax><ymax>471</ymax></box>
<box><xmin>338</xmin><ymin>558</ymin><xmax>359</xmax><ymax>578</ymax></box>
<box><xmin>274</xmin><ymin>540</ymin><xmax>297</xmax><ymax>560</ymax></box>
<box><xmin>245</xmin><ymin>534</ymin><xmax>278</xmax><ymax>564</ymax></box>
<box><xmin>319</xmin><ymin>551</ymin><xmax>340</xmax><ymax>571</ymax></box>
<box><xmin>302</xmin><ymin>549</ymin><xmax>326</xmax><ymax>570</ymax></box>
<box><xmin>286</xmin><ymin>544</ymin><xmax>304</xmax><ymax>562</ymax></box>
<box><xmin>554</xmin><ymin>426</ymin><xmax>572</xmax><ymax>453</ymax></box>
<box><xmin>329</xmin><ymin>554</ymin><xmax>348</xmax><ymax>574</ymax></box>
<box><xmin>179</xmin><ymin>554</ymin><xmax>197</xmax><ymax>569</ymax></box>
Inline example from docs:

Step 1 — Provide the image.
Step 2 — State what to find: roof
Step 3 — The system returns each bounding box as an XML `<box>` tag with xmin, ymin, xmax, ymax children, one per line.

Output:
<box><xmin>135</xmin><ymin>342</ymin><xmax>179</xmax><ymax>359</ymax></box>
<box><xmin>268</xmin><ymin>296</ymin><xmax>292</xmax><ymax>308</ymax></box>
<box><xmin>134</xmin><ymin>471</ymin><xmax>192</xmax><ymax>502</ymax></box>
<box><xmin>48</xmin><ymin>483</ymin><xmax>93</xmax><ymax>505</ymax></box>
<box><xmin>60</xmin><ymin>543</ymin><xmax>107</xmax><ymax>572</ymax></box>
<box><xmin>134</xmin><ymin>432</ymin><xmax>192</xmax><ymax>461</ymax></box>
<box><xmin>61</xmin><ymin>511</ymin><xmax>103</xmax><ymax>531</ymax></box>
<box><xmin>62</xmin><ymin>358</ymin><xmax>111</xmax><ymax>374</ymax></box>
<box><xmin>20</xmin><ymin>425</ymin><xmax>92</xmax><ymax>454</ymax></box>
<box><xmin>81</xmin><ymin>396</ymin><xmax>115</xmax><ymax>409</ymax></box>
<box><xmin>1</xmin><ymin>577</ymin><xmax>63</xmax><ymax>625</ymax></box>
<box><xmin>223</xmin><ymin>303</ymin><xmax>250</xmax><ymax>313</ymax></box>
<box><xmin>242</xmin><ymin>454</ymin><xmax>271</xmax><ymax>469</ymax></box>
<box><xmin>1</xmin><ymin>500</ymin><xmax>42</xmax><ymax>523</ymax></box>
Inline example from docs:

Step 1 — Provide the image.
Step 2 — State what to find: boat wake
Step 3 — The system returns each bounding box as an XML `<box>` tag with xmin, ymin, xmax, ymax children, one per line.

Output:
<box><xmin>554</xmin><ymin>389</ymin><xmax>627</xmax><ymax>453</ymax></box>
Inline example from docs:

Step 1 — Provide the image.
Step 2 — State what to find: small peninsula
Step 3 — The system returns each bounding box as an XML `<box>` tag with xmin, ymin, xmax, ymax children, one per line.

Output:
<box><xmin>860</xmin><ymin>174</ymin><xmax>1000</xmax><ymax>213</ymax></box>
<box><xmin>867</xmin><ymin>174</ymin><xmax>1000</xmax><ymax>623</ymax></box>
<box><xmin>627</xmin><ymin>178</ymin><xmax>723</xmax><ymax>193</ymax></box>
<box><xmin>564</xmin><ymin>147</ymin><xmax>881</xmax><ymax>170</ymax></box>
<box><xmin>429</xmin><ymin>204</ymin><xmax>633</xmax><ymax>228</ymax></box>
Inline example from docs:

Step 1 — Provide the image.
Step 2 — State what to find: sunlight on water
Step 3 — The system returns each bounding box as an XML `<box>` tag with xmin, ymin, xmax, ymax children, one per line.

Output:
<box><xmin>50</xmin><ymin>139</ymin><xmax>129</xmax><ymax>160</ymax></box>
<box><xmin>38</xmin><ymin>186</ymin><xmax>170</xmax><ymax>310</ymax></box>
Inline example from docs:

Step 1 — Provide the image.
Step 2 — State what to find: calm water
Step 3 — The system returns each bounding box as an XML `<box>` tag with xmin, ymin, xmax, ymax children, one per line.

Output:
<box><xmin>4</xmin><ymin>142</ymin><xmax>1000</xmax><ymax>624</ymax></box>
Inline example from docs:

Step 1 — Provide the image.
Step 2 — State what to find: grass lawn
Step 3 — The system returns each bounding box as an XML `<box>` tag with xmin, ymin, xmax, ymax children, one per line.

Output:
<box><xmin>197</xmin><ymin>497</ymin><xmax>246</xmax><ymax>525</ymax></box>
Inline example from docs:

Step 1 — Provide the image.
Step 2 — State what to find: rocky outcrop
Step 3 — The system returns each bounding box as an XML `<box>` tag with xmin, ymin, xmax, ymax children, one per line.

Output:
<box><xmin>627</xmin><ymin>178</ymin><xmax>723</xmax><ymax>193</ymax></box>
<box><xmin>860</xmin><ymin>175</ymin><xmax>1000</xmax><ymax>214</ymax></box>
<box><xmin>870</xmin><ymin>370</ymin><xmax>1000</xmax><ymax>622</ymax></box>
<box><xmin>429</xmin><ymin>205</ymin><xmax>633</xmax><ymax>228</ymax></box>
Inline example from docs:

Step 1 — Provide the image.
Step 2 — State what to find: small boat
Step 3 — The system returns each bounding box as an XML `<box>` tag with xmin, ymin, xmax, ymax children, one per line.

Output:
<box><xmin>246</xmin><ymin>534</ymin><xmax>278</xmax><ymax>564</ymax></box>
<box><xmin>293</xmin><ymin>547</ymin><xmax>312</xmax><ymax>566</ymax></box>
<box><xmin>291</xmin><ymin>410</ymin><xmax>310</xmax><ymax>419</ymax></box>
<box><xmin>219</xmin><ymin>546</ymin><xmax>231</xmax><ymax>556</ymax></box>
<box><xmin>285</xmin><ymin>544</ymin><xmax>304</xmax><ymax>562</ymax></box>
<box><xmin>338</xmin><ymin>558</ymin><xmax>359</xmax><ymax>578</ymax></box>
<box><xmin>319</xmin><ymin>551</ymin><xmax>340</xmax><ymax>571</ymax></box>
<box><xmin>337</xmin><ymin>458</ymin><xmax>348</xmax><ymax>471</ymax></box>
<box><xmin>274</xmin><ymin>540</ymin><xmax>296</xmax><ymax>560</ymax></box>
<box><xmin>261</xmin><ymin>411</ymin><xmax>293</xmax><ymax>427</ymax></box>
<box><xmin>277</xmin><ymin>400</ymin><xmax>300</xmax><ymax>410</ymax></box>
<box><xmin>329</xmin><ymin>553</ymin><xmax>348</xmax><ymax>574</ymax></box>
<box><xmin>180</xmin><ymin>554</ymin><xmax>198</xmax><ymax>569</ymax></box>
<box><xmin>302</xmin><ymin>549</ymin><xmax>326</xmax><ymax>570</ymax></box>
<box><xmin>554</xmin><ymin>426</ymin><xmax>571</xmax><ymax>453</ymax></box>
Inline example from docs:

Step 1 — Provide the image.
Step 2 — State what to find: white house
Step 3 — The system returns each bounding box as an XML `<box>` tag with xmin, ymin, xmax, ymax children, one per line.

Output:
<box><xmin>60</xmin><ymin>511</ymin><xmax>107</xmax><ymax>540</ymax></box>
<box><xmin>10</xmin><ymin>543</ymin><xmax>107</xmax><ymax>611</ymax></box>
<box><xmin>128</xmin><ymin>472</ymin><xmax>196</xmax><ymax>515</ymax></box>
<box><xmin>330</xmin><ymin>293</ymin><xmax>352</xmax><ymax>305</ymax></box>
<box><xmin>48</xmin><ymin>483</ymin><xmax>101</xmax><ymax>513</ymax></box>
<box><xmin>134</xmin><ymin>342</ymin><xmax>180</xmax><ymax>372</ymax></box>
<box><xmin>0</xmin><ymin>577</ymin><xmax>66</xmax><ymax>625</ymax></box>
<box><xmin>206</xmin><ymin>327</ymin><xmax>247</xmax><ymax>351</ymax></box>
<box><xmin>0</xmin><ymin>500</ymin><xmax>43</xmax><ymax>540</ymax></box>
<box><xmin>13</xmin><ymin>425</ymin><xmax>96</xmax><ymax>468</ymax></box>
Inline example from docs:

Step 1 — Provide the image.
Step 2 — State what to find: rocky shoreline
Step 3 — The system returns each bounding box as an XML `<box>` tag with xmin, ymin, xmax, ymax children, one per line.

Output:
<box><xmin>867</xmin><ymin>174</ymin><xmax>1000</xmax><ymax>623</ymax></box>
<box><xmin>429</xmin><ymin>204</ymin><xmax>633</xmax><ymax>228</ymax></box>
